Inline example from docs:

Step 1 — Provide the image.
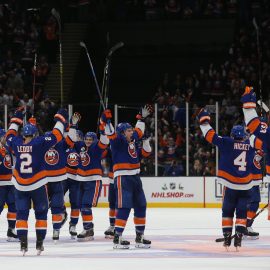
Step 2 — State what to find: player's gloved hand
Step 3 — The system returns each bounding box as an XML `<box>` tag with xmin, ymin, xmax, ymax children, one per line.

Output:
<box><xmin>71</xmin><ymin>112</ymin><xmax>81</xmax><ymax>126</ymax></box>
<box><xmin>101</xmin><ymin>109</ymin><xmax>112</xmax><ymax>123</ymax></box>
<box><xmin>255</xmin><ymin>149</ymin><xmax>264</xmax><ymax>162</ymax></box>
<box><xmin>136</xmin><ymin>104</ymin><xmax>153</xmax><ymax>120</ymax></box>
<box><xmin>240</xmin><ymin>86</ymin><xmax>256</xmax><ymax>109</ymax></box>
<box><xmin>28</xmin><ymin>117</ymin><xmax>37</xmax><ymax>126</ymax></box>
<box><xmin>10</xmin><ymin>107</ymin><xmax>25</xmax><ymax>125</ymax></box>
<box><xmin>54</xmin><ymin>108</ymin><xmax>68</xmax><ymax>125</ymax></box>
<box><xmin>197</xmin><ymin>108</ymin><xmax>211</xmax><ymax>125</ymax></box>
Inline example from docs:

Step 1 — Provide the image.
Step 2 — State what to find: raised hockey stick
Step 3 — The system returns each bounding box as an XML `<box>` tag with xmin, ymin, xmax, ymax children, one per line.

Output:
<box><xmin>80</xmin><ymin>41</ymin><xmax>106</xmax><ymax>110</ymax></box>
<box><xmin>253</xmin><ymin>18</ymin><xmax>263</xmax><ymax>116</ymax></box>
<box><xmin>215</xmin><ymin>203</ymin><xmax>269</xmax><ymax>242</ymax></box>
<box><xmin>32</xmin><ymin>53</ymin><xmax>37</xmax><ymax>116</ymax></box>
<box><xmin>51</xmin><ymin>8</ymin><xmax>63</xmax><ymax>107</ymax></box>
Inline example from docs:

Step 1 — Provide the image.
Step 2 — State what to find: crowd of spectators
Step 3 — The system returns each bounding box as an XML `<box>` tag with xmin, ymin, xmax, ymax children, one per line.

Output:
<box><xmin>0</xmin><ymin>1</ymin><xmax>59</xmax><ymax>130</ymax></box>
<box><xmin>147</xmin><ymin>7</ymin><xmax>270</xmax><ymax>176</ymax></box>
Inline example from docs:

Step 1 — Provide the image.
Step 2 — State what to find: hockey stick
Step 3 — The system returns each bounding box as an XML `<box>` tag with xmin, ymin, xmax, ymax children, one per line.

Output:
<box><xmin>98</xmin><ymin>42</ymin><xmax>124</xmax><ymax>114</ymax></box>
<box><xmin>253</xmin><ymin>18</ymin><xmax>263</xmax><ymax>116</ymax></box>
<box><xmin>215</xmin><ymin>203</ymin><xmax>269</xmax><ymax>242</ymax></box>
<box><xmin>51</xmin><ymin>8</ymin><xmax>63</xmax><ymax>107</ymax></box>
<box><xmin>80</xmin><ymin>41</ymin><xmax>106</xmax><ymax>110</ymax></box>
<box><xmin>32</xmin><ymin>53</ymin><xmax>37</xmax><ymax>116</ymax></box>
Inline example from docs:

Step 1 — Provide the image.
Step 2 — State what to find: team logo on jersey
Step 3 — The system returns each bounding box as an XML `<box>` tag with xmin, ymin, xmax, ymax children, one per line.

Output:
<box><xmin>253</xmin><ymin>156</ymin><xmax>262</xmax><ymax>170</ymax></box>
<box><xmin>80</xmin><ymin>151</ymin><xmax>90</xmax><ymax>166</ymax></box>
<box><xmin>67</xmin><ymin>152</ymin><xmax>79</xmax><ymax>167</ymax></box>
<box><xmin>128</xmin><ymin>142</ymin><xmax>137</xmax><ymax>159</ymax></box>
<box><xmin>44</xmin><ymin>148</ymin><xmax>59</xmax><ymax>165</ymax></box>
<box><xmin>260</xmin><ymin>122</ymin><xmax>268</xmax><ymax>134</ymax></box>
<box><xmin>3</xmin><ymin>154</ymin><xmax>12</xmax><ymax>169</ymax></box>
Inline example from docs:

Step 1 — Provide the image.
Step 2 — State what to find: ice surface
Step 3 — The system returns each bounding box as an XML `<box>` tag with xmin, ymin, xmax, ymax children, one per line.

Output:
<box><xmin>0</xmin><ymin>208</ymin><xmax>270</xmax><ymax>270</ymax></box>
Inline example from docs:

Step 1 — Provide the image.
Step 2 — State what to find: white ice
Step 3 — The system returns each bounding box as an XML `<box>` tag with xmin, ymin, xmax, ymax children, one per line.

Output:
<box><xmin>0</xmin><ymin>208</ymin><xmax>270</xmax><ymax>270</ymax></box>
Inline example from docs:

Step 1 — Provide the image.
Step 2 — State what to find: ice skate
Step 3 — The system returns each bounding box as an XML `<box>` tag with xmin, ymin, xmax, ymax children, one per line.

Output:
<box><xmin>243</xmin><ymin>227</ymin><xmax>259</xmax><ymax>240</ymax></box>
<box><xmin>113</xmin><ymin>234</ymin><xmax>130</xmax><ymax>249</ymax></box>
<box><xmin>20</xmin><ymin>235</ymin><xmax>28</xmax><ymax>256</ymax></box>
<box><xmin>234</xmin><ymin>232</ymin><xmax>243</xmax><ymax>252</ymax></box>
<box><xmin>36</xmin><ymin>235</ymin><xmax>44</xmax><ymax>255</ymax></box>
<box><xmin>69</xmin><ymin>223</ymin><xmax>77</xmax><ymax>239</ymax></box>
<box><xmin>104</xmin><ymin>226</ymin><xmax>115</xmax><ymax>239</ymax></box>
<box><xmin>223</xmin><ymin>232</ymin><xmax>232</xmax><ymax>251</ymax></box>
<box><xmin>52</xmin><ymin>229</ymin><xmax>60</xmax><ymax>243</ymax></box>
<box><xmin>77</xmin><ymin>228</ymin><xmax>94</xmax><ymax>241</ymax></box>
<box><xmin>135</xmin><ymin>232</ymin><xmax>151</xmax><ymax>249</ymax></box>
<box><xmin>7</xmin><ymin>228</ymin><xmax>19</xmax><ymax>242</ymax></box>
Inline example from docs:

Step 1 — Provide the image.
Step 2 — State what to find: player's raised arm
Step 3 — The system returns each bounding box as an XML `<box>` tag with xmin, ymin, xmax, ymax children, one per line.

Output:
<box><xmin>102</xmin><ymin>109</ymin><xmax>117</xmax><ymax>140</ymax></box>
<box><xmin>66</xmin><ymin>112</ymin><xmax>81</xmax><ymax>148</ymax></box>
<box><xmin>141</xmin><ymin>137</ymin><xmax>152</xmax><ymax>158</ymax></box>
<box><xmin>98</xmin><ymin>120</ymin><xmax>109</xmax><ymax>150</ymax></box>
<box><xmin>133</xmin><ymin>104</ymin><xmax>153</xmax><ymax>140</ymax></box>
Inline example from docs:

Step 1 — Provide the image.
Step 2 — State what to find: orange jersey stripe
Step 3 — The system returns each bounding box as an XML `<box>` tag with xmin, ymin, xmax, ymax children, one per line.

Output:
<box><xmin>134</xmin><ymin>217</ymin><xmax>146</xmax><ymax>225</ymax></box>
<box><xmin>66</xmin><ymin>167</ymin><xmax>77</xmax><ymax>174</ymax></box>
<box><xmin>66</xmin><ymin>136</ymin><xmax>74</xmax><ymax>147</ymax></box>
<box><xmin>235</xmin><ymin>218</ymin><xmax>246</xmax><ymax>226</ymax></box>
<box><xmin>247</xmin><ymin>118</ymin><xmax>260</xmax><ymax>133</ymax></box>
<box><xmin>142</xmin><ymin>149</ymin><xmax>151</xmax><ymax>157</ymax></box>
<box><xmin>0</xmin><ymin>174</ymin><xmax>12</xmax><ymax>180</ymax></box>
<box><xmin>108</xmin><ymin>133</ymin><xmax>117</xmax><ymax>140</ymax></box>
<box><xmin>247</xmin><ymin>211</ymin><xmax>256</xmax><ymax>219</ymax></box>
<box><xmin>7</xmin><ymin>212</ymin><xmax>16</xmax><ymax>220</ymax></box>
<box><xmin>13</xmin><ymin>169</ymin><xmax>47</xmax><ymax>185</ymax></box>
<box><xmin>6</xmin><ymin>129</ymin><xmax>17</xmax><ymax>137</ymax></box>
<box><xmin>254</xmin><ymin>138</ymin><xmax>263</xmax><ymax>150</ymax></box>
<box><xmin>113</xmin><ymin>163</ymin><xmax>140</xmax><ymax>171</ymax></box>
<box><xmin>52</xmin><ymin>128</ymin><xmax>63</xmax><ymax>143</ymax></box>
<box><xmin>16</xmin><ymin>220</ymin><xmax>28</xmax><ymax>229</ymax></box>
<box><xmin>115</xmin><ymin>219</ymin><xmax>127</xmax><ymax>227</ymax></box>
<box><xmin>36</xmin><ymin>220</ymin><xmax>47</xmax><ymax>228</ymax></box>
<box><xmin>205</xmin><ymin>129</ymin><xmax>215</xmax><ymax>143</ymax></box>
<box><xmin>218</xmin><ymin>170</ymin><xmax>261</xmax><ymax>184</ymax></box>
<box><xmin>108</xmin><ymin>172</ymin><xmax>114</xmax><ymax>179</ymax></box>
<box><xmin>82</xmin><ymin>215</ymin><xmax>93</xmax><ymax>222</ymax></box>
<box><xmin>52</xmin><ymin>214</ymin><xmax>62</xmax><ymax>222</ymax></box>
<box><xmin>98</xmin><ymin>141</ymin><xmax>107</xmax><ymax>149</ymax></box>
<box><xmin>77</xmin><ymin>168</ymin><xmax>102</xmax><ymax>176</ymax></box>
<box><xmin>117</xmin><ymin>176</ymin><xmax>122</xmax><ymax>208</ymax></box>
<box><xmin>134</xmin><ymin>127</ymin><xmax>143</xmax><ymax>139</ymax></box>
<box><xmin>266</xmin><ymin>165</ymin><xmax>270</xmax><ymax>174</ymax></box>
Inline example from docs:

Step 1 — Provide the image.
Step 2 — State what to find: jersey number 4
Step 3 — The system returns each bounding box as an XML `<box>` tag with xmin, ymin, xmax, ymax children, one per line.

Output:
<box><xmin>20</xmin><ymin>153</ymin><xmax>33</xmax><ymax>173</ymax></box>
<box><xmin>234</xmin><ymin>151</ymin><xmax>247</xmax><ymax>171</ymax></box>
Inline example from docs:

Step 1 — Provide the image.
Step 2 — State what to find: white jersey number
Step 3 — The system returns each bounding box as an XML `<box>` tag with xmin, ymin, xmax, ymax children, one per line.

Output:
<box><xmin>234</xmin><ymin>151</ymin><xmax>247</xmax><ymax>172</ymax></box>
<box><xmin>20</xmin><ymin>153</ymin><xmax>33</xmax><ymax>173</ymax></box>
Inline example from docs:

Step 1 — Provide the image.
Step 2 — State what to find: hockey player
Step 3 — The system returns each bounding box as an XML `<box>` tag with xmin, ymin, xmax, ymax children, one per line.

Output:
<box><xmin>63</xmin><ymin>129</ymin><xmax>83</xmax><ymax>239</ymax></box>
<box><xmin>67</xmin><ymin>114</ymin><xmax>109</xmax><ymax>241</ymax></box>
<box><xmin>102</xmin><ymin>105</ymin><xmax>153</xmax><ymax>249</ymax></box>
<box><xmin>6</xmin><ymin>108</ymin><xmax>68</xmax><ymax>255</ymax></box>
<box><xmin>45</xmin><ymin>130</ymin><xmax>68</xmax><ymax>242</ymax></box>
<box><xmin>198</xmin><ymin>108</ymin><xmax>263</xmax><ymax>251</ymax></box>
<box><xmin>0</xmin><ymin>128</ymin><xmax>18</xmax><ymax>241</ymax></box>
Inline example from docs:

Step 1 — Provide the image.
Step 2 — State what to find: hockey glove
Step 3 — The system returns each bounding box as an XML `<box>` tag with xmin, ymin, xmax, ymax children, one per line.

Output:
<box><xmin>240</xmin><ymin>86</ymin><xmax>257</xmax><ymax>109</ymax></box>
<box><xmin>136</xmin><ymin>104</ymin><xmax>153</xmax><ymax>120</ymax></box>
<box><xmin>197</xmin><ymin>108</ymin><xmax>211</xmax><ymax>125</ymax></box>
<box><xmin>10</xmin><ymin>107</ymin><xmax>25</xmax><ymax>125</ymax></box>
<box><xmin>54</xmin><ymin>108</ymin><xmax>68</xmax><ymax>125</ymax></box>
<box><xmin>101</xmin><ymin>109</ymin><xmax>112</xmax><ymax>124</ymax></box>
<box><xmin>70</xmin><ymin>112</ymin><xmax>81</xmax><ymax>128</ymax></box>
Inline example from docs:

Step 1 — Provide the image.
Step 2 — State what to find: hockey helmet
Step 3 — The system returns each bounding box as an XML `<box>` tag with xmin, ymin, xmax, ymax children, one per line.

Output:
<box><xmin>84</xmin><ymin>131</ymin><xmax>97</xmax><ymax>143</ymax></box>
<box><xmin>230</xmin><ymin>125</ymin><xmax>246</xmax><ymax>140</ymax></box>
<box><xmin>116</xmin><ymin>122</ymin><xmax>132</xmax><ymax>134</ymax></box>
<box><xmin>22</xmin><ymin>124</ymin><xmax>38</xmax><ymax>137</ymax></box>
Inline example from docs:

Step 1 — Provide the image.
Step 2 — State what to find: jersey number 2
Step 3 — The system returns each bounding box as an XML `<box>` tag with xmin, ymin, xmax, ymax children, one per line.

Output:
<box><xmin>20</xmin><ymin>153</ymin><xmax>33</xmax><ymax>173</ymax></box>
<box><xmin>234</xmin><ymin>151</ymin><xmax>247</xmax><ymax>171</ymax></box>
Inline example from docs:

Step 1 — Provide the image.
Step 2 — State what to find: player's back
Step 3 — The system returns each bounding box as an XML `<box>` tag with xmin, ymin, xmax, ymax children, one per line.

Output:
<box><xmin>217</xmin><ymin>137</ymin><xmax>260</xmax><ymax>190</ymax></box>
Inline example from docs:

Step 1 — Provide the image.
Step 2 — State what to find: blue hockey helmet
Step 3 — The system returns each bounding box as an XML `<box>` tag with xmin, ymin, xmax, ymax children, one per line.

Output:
<box><xmin>84</xmin><ymin>131</ymin><xmax>97</xmax><ymax>143</ymax></box>
<box><xmin>116</xmin><ymin>122</ymin><xmax>132</xmax><ymax>134</ymax></box>
<box><xmin>44</xmin><ymin>131</ymin><xmax>52</xmax><ymax>136</ymax></box>
<box><xmin>76</xmin><ymin>130</ymin><xmax>84</xmax><ymax>141</ymax></box>
<box><xmin>0</xmin><ymin>128</ymin><xmax>6</xmax><ymax>139</ymax></box>
<box><xmin>22</xmin><ymin>124</ymin><xmax>38</xmax><ymax>137</ymax></box>
<box><xmin>230</xmin><ymin>125</ymin><xmax>246</xmax><ymax>140</ymax></box>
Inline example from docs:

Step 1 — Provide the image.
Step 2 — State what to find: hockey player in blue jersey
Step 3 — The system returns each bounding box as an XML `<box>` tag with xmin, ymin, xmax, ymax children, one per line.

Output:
<box><xmin>63</xmin><ymin>128</ymin><xmax>83</xmax><ymax>239</ymax></box>
<box><xmin>198</xmin><ymin>108</ymin><xmax>263</xmax><ymax>250</ymax></box>
<box><xmin>102</xmin><ymin>105</ymin><xmax>153</xmax><ymax>249</ymax></box>
<box><xmin>0</xmin><ymin>128</ymin><xmax>18</xmax><ymax>241</ymax></box>
<box><xmin>6</xmin><ymin>107</ymin><xmax>68</xmax><ymax>255</ymax></box>
<box><xmin>67</xmin><ymin>113</ymin><xmax>109</xmax><ymax>241</ymax></box>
